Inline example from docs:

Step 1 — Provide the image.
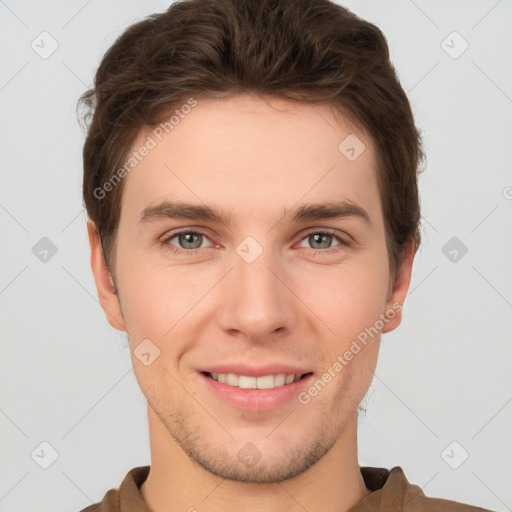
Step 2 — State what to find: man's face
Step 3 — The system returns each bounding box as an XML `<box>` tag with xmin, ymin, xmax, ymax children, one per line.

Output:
<box><xmin>93</xmin><ymin>93</ymin><xmax>407</xmax><ymax>483</ymax></box>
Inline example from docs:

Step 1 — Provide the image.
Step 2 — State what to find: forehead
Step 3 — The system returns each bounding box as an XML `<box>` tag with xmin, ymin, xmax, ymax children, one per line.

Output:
<box><xmin>119</xmin><ymin>93</ymin><xmax>382</xmax><ymax>228</ymax></box>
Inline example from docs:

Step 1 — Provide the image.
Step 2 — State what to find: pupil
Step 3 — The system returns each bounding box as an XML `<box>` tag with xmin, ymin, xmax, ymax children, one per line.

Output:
<box><xmin>181</xmin><ymin>233</ymin><xmax>201</xmax><ymax>249</ymax></box>
<box><xmin>312</xmin><ymin>233</ymin><xmax>330</xmax><ymax>249</ymax></box>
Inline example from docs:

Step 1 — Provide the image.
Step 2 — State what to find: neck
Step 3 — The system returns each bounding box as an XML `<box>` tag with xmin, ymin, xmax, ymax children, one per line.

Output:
<box><xmin>140</xmin><ymin>406</ymin><xmax>371</xmax><ymax>512</ymax></box>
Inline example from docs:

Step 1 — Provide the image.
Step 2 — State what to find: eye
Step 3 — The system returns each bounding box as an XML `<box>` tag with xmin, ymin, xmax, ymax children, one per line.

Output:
<box><xmin>161</xmin><ymin>230</ymin><xmax>214</xmax><ymax>255</ymax></box>
<box><xmin>297</xmin><ymin>230</ymin><xmax>349</xmax><ymax>253</ymax></box>
<box><xmin>160</xmin><ymin>228</ymin><xmax>350</xmax><ymax>257</ymax></box>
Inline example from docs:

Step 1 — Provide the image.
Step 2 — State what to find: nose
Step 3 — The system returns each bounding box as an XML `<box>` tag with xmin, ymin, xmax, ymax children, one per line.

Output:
<box><xmin>215</xmin><ymin>241</ymin><xmax>299</xmax><ymax>343</ymax></box>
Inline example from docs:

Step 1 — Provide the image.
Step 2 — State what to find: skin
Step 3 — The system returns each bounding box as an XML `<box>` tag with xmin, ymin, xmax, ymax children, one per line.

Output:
<box><xmin>87</xmin><ymin>92</ymin><xmax>415</xmax><ymax>512</ymax></box>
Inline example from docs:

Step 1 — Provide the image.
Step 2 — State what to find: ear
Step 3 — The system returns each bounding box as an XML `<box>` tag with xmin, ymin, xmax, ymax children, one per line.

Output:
<box><xmin>86</xmin><ymin>219</ymin><xmax>126</xmax><ymax>331</ymax></box>
<box><xmin>381</xmin><ymin>238</ymin><xmax>416</xmax><ymax>333</ymax></box>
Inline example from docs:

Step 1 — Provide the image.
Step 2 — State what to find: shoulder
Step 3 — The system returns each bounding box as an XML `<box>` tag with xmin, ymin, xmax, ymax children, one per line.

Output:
<box><xmin>77</xmin><ymin>488</ymin><xmax>121</xmax><ymax>512</ymax></box>
<box><xmin>76</xmin><ymin>466</ymin><xmax>150</xmax><ymax>512</ymax></box>
<box><xmin>391</xmin><ymin>467</ymin><xmax>492</xmax><ymax>511</ymax></box>
<box><xmin>352</xmin><ymin>466</ymin><xmax>493</xmax><ymax>512</ymax></box>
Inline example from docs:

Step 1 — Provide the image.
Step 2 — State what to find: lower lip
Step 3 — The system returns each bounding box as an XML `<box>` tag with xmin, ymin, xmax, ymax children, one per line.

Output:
<box><xmin>199</xmin><ymin>372</ymin><xmax>315</xmax><ymax>412</ymax></box>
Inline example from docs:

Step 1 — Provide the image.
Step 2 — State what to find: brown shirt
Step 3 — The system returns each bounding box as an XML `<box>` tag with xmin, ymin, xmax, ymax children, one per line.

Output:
<box><xmin>79</xmin><ymin>465</ymin><xmax>493</xmax><ymax>512</ymax></box>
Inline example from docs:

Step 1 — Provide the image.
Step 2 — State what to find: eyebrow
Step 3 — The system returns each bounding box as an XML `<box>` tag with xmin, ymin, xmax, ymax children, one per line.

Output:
<box><xmin>139</xmin><ymin>199</ymin><xmax>372</xmax><ymax>227</ymax></box>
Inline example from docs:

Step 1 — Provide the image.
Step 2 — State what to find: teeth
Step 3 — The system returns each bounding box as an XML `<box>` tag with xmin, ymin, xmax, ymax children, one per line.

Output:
<box><xmin>208</xmin><ymin>372</ymin><xmax>303</xmax><ymax>389</ymax></box>
<box><xmin>226</xmin><ymin>373</ymin><xmax>238</xmax><ymax>386</ymax></box>
<box><xmin>274</xmin><ymin>374</ymin><xmax>286</xmax><ymax>386</ymax></box>
<box><xmin>239</xmin><ymin>375</ymin><xmax>257</xmax><ymax>389</ymax></box>
<box><xmin>285</xmin><ymin>374</ymin><xmax>295</xmax><ymax>384</ymax></box>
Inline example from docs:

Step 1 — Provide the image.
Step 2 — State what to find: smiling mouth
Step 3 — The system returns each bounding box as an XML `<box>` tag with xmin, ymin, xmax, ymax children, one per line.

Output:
<box><xmin>202</xmin><ymin>371</ymin><xmax>313</xmax><ymax>390</ymax></box>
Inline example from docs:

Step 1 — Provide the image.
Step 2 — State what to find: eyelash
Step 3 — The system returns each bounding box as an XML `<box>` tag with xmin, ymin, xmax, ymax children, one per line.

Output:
<box><xmin>159</xmin><ymin>229</ymin><xmax>350</xmax><ymax>256</ymax></box>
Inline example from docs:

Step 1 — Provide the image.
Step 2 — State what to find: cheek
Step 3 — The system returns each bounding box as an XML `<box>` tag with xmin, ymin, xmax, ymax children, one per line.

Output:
<box><xmin>117</xmin><ymin>257</ymin><xmax>210</xmax><ymax>357</ymax></box>
<box><xmin>117</xmin><ymin>232</ymin><xmax>390</xmax><ymax>348</ymax></box>
<box><xmin>121</xmin><ymin>274</ymin><xmax>182</xmax><ymax>335</ymax></box>
<box><xmin>119</xmin><ymin>271</ymin><xmax>189</xmax><ymax>388</ymax></box>
<box><xmin>297</xmin><ymin>258</ymin><xmax>389</xmax><ymax>335</ymax></box>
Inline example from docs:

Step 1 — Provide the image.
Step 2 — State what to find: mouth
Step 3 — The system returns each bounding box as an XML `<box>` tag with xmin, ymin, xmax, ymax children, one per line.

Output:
<box><xmin>201</xmin><ymin>371</ymin><xmax>313</xmax><ymax>390</ymax></box>
<box><xmin>197</xmin><ymin>364</ymin><xmax>315</xmax><ymax>411</ymax></box>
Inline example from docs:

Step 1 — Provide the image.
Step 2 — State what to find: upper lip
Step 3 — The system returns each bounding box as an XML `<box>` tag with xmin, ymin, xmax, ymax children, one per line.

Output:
<box><xmin>200</xmin><ymin>364</ymin><xmax>312</xmax><ymax>377</ymax></box>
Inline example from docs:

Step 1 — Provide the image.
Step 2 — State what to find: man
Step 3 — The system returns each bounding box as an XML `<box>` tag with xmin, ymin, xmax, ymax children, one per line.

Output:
<box><xmin>78</xmin><ymin>0</ymin><xmax>492</xmax><ymax>510</ymax></box>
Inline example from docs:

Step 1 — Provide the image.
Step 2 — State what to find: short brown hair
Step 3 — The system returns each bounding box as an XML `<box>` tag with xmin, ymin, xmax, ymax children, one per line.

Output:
<box><xmin>78</xmin><ymin>0</ymin><xmax>425</xmax><ymax>284</ymax></box>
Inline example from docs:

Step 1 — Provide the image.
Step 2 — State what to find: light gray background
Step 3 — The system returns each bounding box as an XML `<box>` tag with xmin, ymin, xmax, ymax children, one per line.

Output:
<box><xmin>0</xmin><ymin>1</ymin><xmax>511</xmax><ymax>511</ymax></box>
